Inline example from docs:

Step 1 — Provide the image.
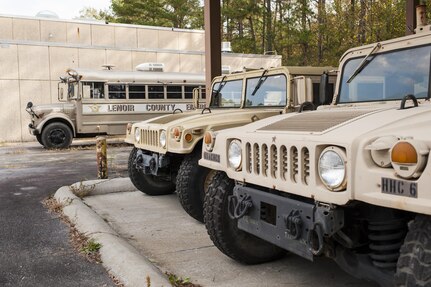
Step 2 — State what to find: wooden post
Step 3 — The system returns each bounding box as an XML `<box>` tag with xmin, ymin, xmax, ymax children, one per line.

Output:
<box><xmin>204</xmin><ymin>0</ymin><xmax>222</xmax><ymax>106</ymax></box>
<box><xmin>96</xmin><ymin>137</ymin><xmax>108</xmax><ymax>179</ymax></box>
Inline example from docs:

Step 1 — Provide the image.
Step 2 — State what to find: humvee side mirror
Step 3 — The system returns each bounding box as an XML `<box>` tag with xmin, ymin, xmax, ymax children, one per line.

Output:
<box><xmin>192</xmin><ymin>88</ymin><xmax>200</xmax><ymax>109</ymax></box>
<box><xmin>319</xmin><ymin>72</ymin><xmax>332</xmax><ymax>105</ymax></box>
<box><xmin>26</xmin><ymin>102</ymin><xmax>33</xmax><ymax>109</ymax></box>
<box><xmin>293</xmin><ymin>76</ymin><xmax>313</xmax><ymax>105</ymax></box>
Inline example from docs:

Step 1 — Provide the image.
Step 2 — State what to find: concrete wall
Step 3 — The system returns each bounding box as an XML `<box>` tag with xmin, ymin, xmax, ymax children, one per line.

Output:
<box><xmin>0</xmin><ymin>15</ymin><xmax>282</xmax><ymax>142</ymax></box>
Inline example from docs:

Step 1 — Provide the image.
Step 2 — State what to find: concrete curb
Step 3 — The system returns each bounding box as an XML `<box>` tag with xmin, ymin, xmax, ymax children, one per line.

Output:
<box><xmin>54</xmin><ymin>178</ymin><xmax>171</xmax><ymax>287</ymax></box>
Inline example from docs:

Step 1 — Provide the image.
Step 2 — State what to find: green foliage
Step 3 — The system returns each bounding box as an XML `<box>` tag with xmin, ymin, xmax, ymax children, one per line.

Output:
<box><xmin>81</xmin><ymin>239</ymin><xmax>102</xmax><ymax>254</ymax></box>
<box><xmin>79</xmin><ymin>1</ymin><xmax>431</xmax><ymax>66</ymax></box>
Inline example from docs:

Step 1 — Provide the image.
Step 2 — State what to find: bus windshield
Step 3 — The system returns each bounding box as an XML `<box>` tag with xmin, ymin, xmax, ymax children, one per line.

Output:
<box><xmin>245</xmin><ymin>74</ymin><xmax>287</xmax><ymax>107</ymax></box>
<box><xmin>210</xmin><ymin>79</ymin><xmax>242</xmax><ymax>108</ymax></box>
<box><xmin>338</xmin><ymin>45</ymin><xmax>430</xmax><ymax>103</ymax></box>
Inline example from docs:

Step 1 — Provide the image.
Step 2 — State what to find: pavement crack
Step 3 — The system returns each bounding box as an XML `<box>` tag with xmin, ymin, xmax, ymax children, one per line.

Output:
<box><xmin>159</xmin><ymin>245</ymin><xmax>214</xmax><ymax>255</ymax></box>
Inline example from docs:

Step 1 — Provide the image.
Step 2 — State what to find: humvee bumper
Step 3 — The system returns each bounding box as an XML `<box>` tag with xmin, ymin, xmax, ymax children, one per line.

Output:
<box><xmin>231</xmin><ymin>184</ymin><xmax>344</xmax><ymax>261</ymax></box>
<box><xmin>134</xmin><ymin>149</ymin><xmax>170</xmax><ymax>176</ymax></box>
<box><xmin>28</xmin><ymin>124</ymin><xmax>40</xmax><ymax>135</ymax></box>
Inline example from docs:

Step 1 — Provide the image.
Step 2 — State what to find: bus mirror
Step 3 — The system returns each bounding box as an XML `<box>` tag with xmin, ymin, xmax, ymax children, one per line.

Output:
<box><xmin>193</xmin><ymin>88</ymin><xmax>200</xmax><ymax>109</ymax></box>
<box><xmin>58</xmin><ymin>82</ymin><xmax>66</xmax><ymax>102</ymax></box>
<box><xmin>319</xmin><ymin>72</ymin><xmax>332</xmax><ymax>105</ymax></box>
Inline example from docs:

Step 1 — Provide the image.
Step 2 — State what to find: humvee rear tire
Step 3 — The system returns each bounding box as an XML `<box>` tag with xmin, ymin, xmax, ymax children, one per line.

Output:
<box><xmin>128</xmin><ymin>147</ymin><xmax>175</xmax><ymax>195</ymax></box>
<box><xmin>176</xmin><ymin>147</ymin><xmax>217</xmax><ymax>222</ymax></box>
<box><xmin>41</xmin><ymin>122</ymin><xmax>73</xmax><ymax>149</ymax></box>
<box><xmin>395</xmin><ymin>215</ymin><xmax>431</xmax><ymax>287</ymax></box>
<box><xmin>204</xmin><ymin>171</ymin><xmax>284</xmax><ymax>264</ymax></box>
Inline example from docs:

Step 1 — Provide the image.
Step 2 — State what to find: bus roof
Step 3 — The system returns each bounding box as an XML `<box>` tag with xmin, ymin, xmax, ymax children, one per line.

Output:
<box><xmin>67</xmin><ymin>68</ymin><xmax>205</xmax><ymax>84</ymax></box>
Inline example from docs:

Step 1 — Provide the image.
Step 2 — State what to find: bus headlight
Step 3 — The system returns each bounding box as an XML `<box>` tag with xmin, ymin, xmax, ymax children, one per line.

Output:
<box><xmin>228</xmin><ymin>140</ymin><xmax>242</xmax><ymax>170</ymax></box>
<box><xmin>134</xmin><ymin>128</ymin><xmax>140</xmax><ymax>143</ymax></box>
<box><xmin>159</xmin><ymin>130</ymin><xmax>167</xmax><ymax>148</ymax></box>
<box><xmin>318</xmin><ymin>146</ymin><xmax>347</xmax><ymax>191</ymax></box>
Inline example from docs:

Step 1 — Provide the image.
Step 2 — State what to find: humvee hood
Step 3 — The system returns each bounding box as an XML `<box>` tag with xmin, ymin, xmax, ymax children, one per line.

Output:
<box><xmin>248</xmin><ymin>102</ymin><xmax>431</xmax><ymax>142</ymax></box>
<box><xmin>141</xmin><ymin>108</ymin><xmax>280</xmax><ymax>129</ymax></box>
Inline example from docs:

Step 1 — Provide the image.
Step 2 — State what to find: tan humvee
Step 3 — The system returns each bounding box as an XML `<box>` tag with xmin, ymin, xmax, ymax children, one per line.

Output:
<box><xmin>25</xmin><ymin>67</ymin><xmax>205</xmax><ymax>148</ymax></box>
<box><xmin>199</xmin><ymin>21</ymin><xmax>431</xmax><ymax>287</ymax></box>
<box><xmin>125</xmin><ymin>66</ymin><xmax>336</xmax><ymax>222</ymax></box>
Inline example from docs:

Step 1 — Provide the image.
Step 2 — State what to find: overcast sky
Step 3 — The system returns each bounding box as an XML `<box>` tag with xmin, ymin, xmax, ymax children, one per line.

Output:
<box><xmin>0</xmin><ymin>0</ymin><xmax>112</xmax><ymax>20</ymax></box>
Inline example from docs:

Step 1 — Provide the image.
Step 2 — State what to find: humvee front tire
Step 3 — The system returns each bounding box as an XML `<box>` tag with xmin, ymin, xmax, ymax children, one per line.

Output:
<box><xmin>204</xmin><ymin>171</ymin><xmax>284</xmax><ymax>264</ymax></box>
<box><xmin>41</xmin><ymin>122</ymin><xmax>73</xmax><ymax>149</ymax></box>
<box><xmin>395</xmin><ymin>215</ymin><xmax>431</xmax><ymax>287</ymax></box>
<box><xmin>176</xmin><ymin>148</ymin><xmax>217</xmax><ymax>222</ymax></box>
<box><xmin>128</xmin><ymin>147</ymin><xmax>175</xmax><ymax>195</ymax></box>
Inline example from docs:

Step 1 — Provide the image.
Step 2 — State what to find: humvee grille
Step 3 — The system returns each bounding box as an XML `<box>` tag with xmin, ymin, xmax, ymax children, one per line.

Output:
<box><xmin>257</xmin><ymin>110</ymin><xmax>372</xmax><ymax>132</ymax></box>
<box><xmin>140</xmin><ymin>129</ymin><xmax>159</xmax><ymax>147</ymax></box>
<box><xmin>245</xmin><ymin>142</ymin><xmax>309</xmax><ymax>186</ymax></box>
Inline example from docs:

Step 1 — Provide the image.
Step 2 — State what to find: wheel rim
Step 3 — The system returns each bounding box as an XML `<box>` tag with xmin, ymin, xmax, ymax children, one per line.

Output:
<box><xmin>49</xmin><ymin>129</ymin><xmax>66</xmax><ymax>145</ymax></box>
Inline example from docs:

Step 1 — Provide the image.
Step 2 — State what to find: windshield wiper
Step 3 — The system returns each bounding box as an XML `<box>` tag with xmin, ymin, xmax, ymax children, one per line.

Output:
<box><xmin>251</xmin><ymin>69</ymin><xmax>269</xmax><ymax>96</ymax></box>
<box><xmin>347</xmin><ymin>43</ymin><xmax>381</xmax><ymax>83</ymax></box>
<box><xmin>211</xmin><ymin>75</ymin><xmax>227</xmax><ymax>105</ymax></box>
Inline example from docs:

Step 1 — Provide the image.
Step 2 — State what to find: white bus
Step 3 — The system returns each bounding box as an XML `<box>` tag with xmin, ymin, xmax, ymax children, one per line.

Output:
<box><xmin>26</xmin><ymin>66</ymin><xmax>206</xmax><ymax>148</ymax></box>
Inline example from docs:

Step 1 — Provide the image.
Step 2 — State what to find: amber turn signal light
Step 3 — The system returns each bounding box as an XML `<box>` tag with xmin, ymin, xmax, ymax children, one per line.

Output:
<box><xmin>204</xmin><ymin>132</ymin><xmax>212</xmax><ymax>145</ymax></box>
<box><xmin>391</xmin><ymin>142</ymin><xmax>418</xmax><ymax>164</ymax></box>
<box><xmin>184</xmin><ymin>133</ymin><xmax>193</xmax><ymax>142</ymax></box>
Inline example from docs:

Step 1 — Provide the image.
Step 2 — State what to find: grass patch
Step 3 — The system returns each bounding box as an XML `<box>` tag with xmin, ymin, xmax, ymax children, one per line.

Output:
<box><xmin>166</xmin><ymin>273</ymin><xmax>202</xmax><ymax>287</ymax></box>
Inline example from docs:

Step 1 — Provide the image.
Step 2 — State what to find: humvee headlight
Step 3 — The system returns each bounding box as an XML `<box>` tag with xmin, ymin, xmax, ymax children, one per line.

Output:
<box><xmin>228</xmin><ymin>140</ymin><xmax>242</xmax><ymax>170</ymax></box>
<box><xmin>204</xmin><ymin>131</ymin><xmax>215</xmax><ymax>152</ymax></box>
<box><xmin>172</xmin><ymin>127</ymin><xmax>182</xmax><ymax>141</ymax></box>
<box><xmin>366</xmin><ymin>136</ymin><xmax>398</xmax><ymax>168</ymax></box>
<box><xmin>318</xmin><ymin>146</ymin><xmax>347</xmax><ymax>191</ymax></box>
<box><xmin>391</xmin><ymin>140</ymin><xmax>429</xmax><ymax>179</ymax></box>
<box><xmin>134</xmin><ymin>128</ymin><xmax>140</xmax><ymax>143</ymax></box>
<box><xmin>159</xmin><ymin>130</ymin><xmax>167</xmax><ymax>148</ymax></box>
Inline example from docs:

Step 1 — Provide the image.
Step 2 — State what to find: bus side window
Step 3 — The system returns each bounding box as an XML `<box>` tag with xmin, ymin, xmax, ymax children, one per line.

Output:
<box><xmin>109</xmin><ymin>84</ymin><xmax>126</xmax><ymax>99</ymax></box>
<box><xmin>148</xmin><ymin>85</ymin><xmax>164</xmax><ymax>99</ymax></box>
<box><xmin>184</xmin><ymin>86</ymin><xmax>198</xmax><ymax>99</ymax></box>
<box><xmin>167</xmin><ymin>86</ymin><xmax>182</xmax><ymax>99</ymax></box>
<box><xmin>200</xmin><ymin>86</ymin><xmax>206</xmax><ymax>99</ymax></box>
<box><xmin>129</xmin><ymin>85</ymin><xmax>146</xmax><ymax>99</ymax></box>
<box><xmin>82</xmin><ymin>82</ymin><xmax>105</xmax><ymax>99</ymax></box>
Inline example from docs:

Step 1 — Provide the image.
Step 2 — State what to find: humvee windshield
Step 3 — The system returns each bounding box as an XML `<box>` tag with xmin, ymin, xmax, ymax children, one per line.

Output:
<box><xmin>245</xmin><ymin>74</ymin><xmax>287</xmax><ymax>107</ymax></box>
<box><xmin>210</xmin><ymin>79</ymin><xmax>242</xmax><ymax>108</ymax></box>
<box><xmin>339</xmin><ymin>45</ymin><xmax>430</xmax><ymax>103</ymax></box>
<box><xmin>210</xmin><ymin>74</ymin><xmax>287</xmax><ymax>108</ymax></box>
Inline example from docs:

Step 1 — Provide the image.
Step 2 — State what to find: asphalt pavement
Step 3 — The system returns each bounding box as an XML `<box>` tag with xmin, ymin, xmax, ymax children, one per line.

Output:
<box><xmin>1</xmin><ymin>140</ymin><xmax>377</xmax><ymax>287</ymax></box>
<box><xmin>0</xmin><ymin>140</ymin><xmax>131</xmax><ymax>287</ymax></box>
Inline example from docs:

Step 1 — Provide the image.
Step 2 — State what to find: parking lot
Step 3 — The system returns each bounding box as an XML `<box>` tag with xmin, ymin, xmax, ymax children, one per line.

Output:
<box><xmin>0</xmin><ymin>141</ymin><xmax>376</xmax><ymax>286</ymax></box>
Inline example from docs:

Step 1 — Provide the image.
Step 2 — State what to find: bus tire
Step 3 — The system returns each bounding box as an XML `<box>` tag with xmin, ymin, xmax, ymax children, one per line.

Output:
<box><xmin>176</xmin><ymin>148</ymin><xmax>217</xmax><ymax>222</ymax></box>
<box><xmin>204</xmin><ymin>171</ymin><xmax>284</xmax><ymax>264</ymax></box>
<box><xmin>395</xmin><ymin>215</ymin><xmax>431</xmax><ymax>287</ymax></box>
<box><xmin>36</xmin><ymin>134</ymin><xmax>43</xmax><ymax>146</ymax></box>
<box><xmin>128</xmin><ymin>147</ymin><xmax>175</xmax><ymax>195</ymax></box>
<box><xmin>41</xmin><ymin>122</ymin><xmax>73</xmax><ymax>149</ymax></box>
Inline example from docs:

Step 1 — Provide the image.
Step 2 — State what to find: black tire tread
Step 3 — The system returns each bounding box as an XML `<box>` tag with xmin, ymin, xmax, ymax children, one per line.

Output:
<box><xmin>204</xmin><ymin>171</ymin><xmax>284</xmax><ymax>264</ymax></box>
<box><xmin>127</xmin><ymin>148</ymin><xmax>175</xmax><ymax>196</ymax></box>
<box><xmin>176</xmin><ymin>148</ymin><xmax>209</xmax><ymax>222</ymax></box>
<box><xmin>395</xmin><ymin>215</ymin><xmax>431</xmax><ymax>287</ymax></box>
<box><xmin>41</xmin><ymin>122</ymin><xmax>73</xmax><ymax>149</ymax></box>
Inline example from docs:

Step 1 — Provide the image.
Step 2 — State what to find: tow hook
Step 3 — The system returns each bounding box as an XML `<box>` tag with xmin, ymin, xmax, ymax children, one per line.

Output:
<box><xmin>284</xmin><ymin>210</ymin><xmax>303</xmax><ymax>239</ymax></box>
<box><xmin>307</xmin><ymin>223</ymin><xmax>324</xmax><ymax>256</ymax></box>
<box><xmin>228</xmin><ymin>193</ymin><xmax>253</xmax><ymax>220</ymax></box>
